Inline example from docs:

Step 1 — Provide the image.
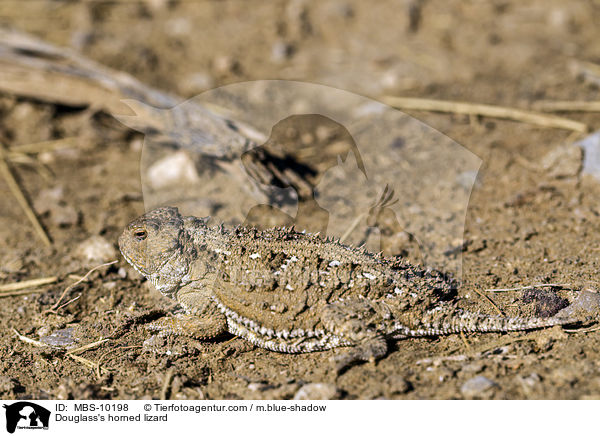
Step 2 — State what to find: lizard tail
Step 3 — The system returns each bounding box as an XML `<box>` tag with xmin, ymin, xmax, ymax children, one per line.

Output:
<box><xmin>392</xmin><ymin>307</ymin><xmax>577</xmax><ymax>338</ymax></box>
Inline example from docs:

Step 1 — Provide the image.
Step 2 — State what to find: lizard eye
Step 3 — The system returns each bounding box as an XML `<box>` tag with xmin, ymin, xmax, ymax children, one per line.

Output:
<box><xmin>133</xmin><ymin>229</ymin><xmax>147</xmax><ymax>240</ymax></box>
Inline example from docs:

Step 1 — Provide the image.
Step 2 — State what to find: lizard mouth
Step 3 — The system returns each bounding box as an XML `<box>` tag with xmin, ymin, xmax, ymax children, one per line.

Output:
<box><xmin>120</xmin><ymin>250</ymin><xmax>149</xmax><ymax>277</ymax></box>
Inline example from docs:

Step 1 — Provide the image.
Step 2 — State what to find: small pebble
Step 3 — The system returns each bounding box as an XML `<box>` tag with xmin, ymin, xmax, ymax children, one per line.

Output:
<box><xmin>130</xmin><ymin>137</ymin><xmax>144</xmax><ymax>152</ymax></box>
<box><xmin>247</xmin><ymin>382</ymin><xmax>270</xmax><ymax>392</ymax></box>
<box><xmin>34</xmin><ymin>187</ymin><xmax>64</xmax><ymax>214</ymax></box>
<box><xmin>293</xmin><ymin>383</ymin><xmax>340</xmax><ymax>400</ymax></box>
<box><xmin>576</xmin><ymin>130</ymin><xmax>600</xmax><ymax>180</ymax></box>
<box><xmin>460</xmin><ymin>376</ymin><xmax>497</xmax><ymax>398</ymax></box>
<box><xmin>271</xmin><ymin>41</ymin><xmax>294</xmax><ymax>63</ymax></box>
<box><xmin>40</xmin><ymin>327</ymin><xmax>76</xmax><ymax>348</ymax></box>
<box><xmin>52</xmin><ymin>205</ymin><xmax>79</xmax><ymax>227</ymax></box>
<box><xmin>212</xmin><ymin>55</ymin><xmax>239</xmax><ymax>76</ymax></box>
<box><xmin>75</xmin><ymin>235</ymin><xmax>117</xmax><ymax>266</ymax></box>
<box><xmin>521</xmin><ymin>373</ymin><xmax>541</xmax><ymax>387</ymax></box>
<box><xmin>103</xmin><ymin>281</ymin><xmax>117</xmax><ymax>291</ymax></box>
<box><xmin>146</xmin><ymin>151</ymin><xmax>200</xmax><ymax>190</ymax></box>
<box><xmin>541</xmin><ymin>144</ymin><xmax>582</xmax><ymax>178</ymax></box>
<box><xmin>34</xmin><ymin>187</ymin><xmax>79</xmax><ymax>227</ymax></box>
<box><xmin>554</xmin><ymin>289</ymin><xmax>600</xmax><ymax>321</ymax></box>
<box><xmin>460</xmin><ymin>362</ymin><xmax>484</xmax><ymax>374</ymax></box>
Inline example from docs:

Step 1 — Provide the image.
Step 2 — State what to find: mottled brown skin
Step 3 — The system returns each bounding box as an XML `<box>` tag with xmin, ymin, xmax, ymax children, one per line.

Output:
<box><xmin>119</xmin><ymin>207</ymin><xmax>577</xmax><ymax>370</ymax></box>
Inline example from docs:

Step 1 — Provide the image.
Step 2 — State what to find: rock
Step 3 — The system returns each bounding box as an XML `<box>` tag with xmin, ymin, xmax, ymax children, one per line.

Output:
<box><xmin>75</xmin><ymin>235</ymin><xmax>117</xmax><ymax>266</ymax></box>
<box><xmin>118</xmin><ymin>267</ymin><xmax>127</xmax><ymax>279</ymax></box>
<box><xmin>34</xmin><ymin>187</ymin><xmax>79</xmax><ymax>227</ymax></box>
<box><xmin>130</xmin><ymin>137</ymin><xmax>144</xmax><ymax>152</ymax></box>
<box><xmin>212</xmin><ymin>55</ymin><xmax>240</xmax><ymax>76</ymax></box>
<box><xmin>40</xmin><ymin>327</ymin><xmax>77</xmax><ymax>348</ymax></box>
<box><xmin>460</xmin><ymin>362</ymin><xmax>484</xmax><ymax>374</ymax></box>
<box><xmin>247</xmin><ymin>382</ymin><xmax>271</xmax><ymax>392</ymax></box>
<box><xmin>541</xmin><ymin>144</ymin><xmax>582</xmax><ymax>178</ymax></box>
<box><xmin>576</xmin><ymin>130</ymin><xmax>600</xmax><ymax>180</ymax></box>
<box><xmin>146</xmin><ymin>151</ymin><xmax>200</xmax><ymax>190</ymax></box>
<box><xmin>293</xmin><ymin>383</ymin><xmax>340</xmax><ymax>400</ymax></box>
<box><xmin>521</xmin><ymin>372</ymin><xmax>541</xmax><ymax>387</ymax></box>
<box><xmin>460</xmin><ymin>376</ymin><xmax>497</xmax><ymax>398</ymax></box>
<box><xmin>554</xmin><ymin>289</ymin><xmax>600</xmax><ymax>321</ymax></box>
<box><xmin>271</xmin><ymin>41</ymin><xmax>295</xmax><ymax>63</ymax></box>
<box><xmin>34</xmin><ymin>187</ymin><xmax>64</xmax><ymax>214</ymax></box>
<box><xmin>51</xmin><ymin>205</ymin><xmax>79</xmax><ymax>227</ymax></box>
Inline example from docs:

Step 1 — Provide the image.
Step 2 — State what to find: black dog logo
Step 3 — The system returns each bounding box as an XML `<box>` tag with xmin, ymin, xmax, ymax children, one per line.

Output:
<box><xmin>3</xmin><ymin>402</ymin><xmax>50</xmax><ymax>433</ymax></box>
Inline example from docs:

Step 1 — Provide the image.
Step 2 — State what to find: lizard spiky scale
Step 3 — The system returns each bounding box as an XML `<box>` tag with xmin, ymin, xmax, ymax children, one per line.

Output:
<box><xmin>119</xmin><ymin>207</ymin><xmax>577</xmax><ymax>366</ymax></box>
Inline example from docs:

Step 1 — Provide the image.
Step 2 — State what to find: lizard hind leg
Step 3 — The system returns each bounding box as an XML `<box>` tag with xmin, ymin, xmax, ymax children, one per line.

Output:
<box><xmin>321</xmin><ymin>298</ymin><xmax>390</xmax><ymax>373</ymax></box>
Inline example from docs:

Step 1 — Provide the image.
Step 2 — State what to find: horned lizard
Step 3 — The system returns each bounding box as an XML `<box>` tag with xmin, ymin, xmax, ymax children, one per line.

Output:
<box><xmin>119</xmin><ymin>206</ymin><xmax>577</xmax><ymax>370</ymax></box>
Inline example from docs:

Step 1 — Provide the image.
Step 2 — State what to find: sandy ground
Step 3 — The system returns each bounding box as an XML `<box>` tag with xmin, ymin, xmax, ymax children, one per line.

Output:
<box><xmin>1</xmin><ymin>0</ymin><xmax>600</xmax><ymax>399</ymax></box>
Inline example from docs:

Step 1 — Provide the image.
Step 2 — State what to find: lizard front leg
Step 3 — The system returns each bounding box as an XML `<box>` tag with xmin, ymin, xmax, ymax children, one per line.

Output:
<box><xmin>148</xmin><ymin>282</ymin><xmax>227</xmax><ymax>340</ymax></box>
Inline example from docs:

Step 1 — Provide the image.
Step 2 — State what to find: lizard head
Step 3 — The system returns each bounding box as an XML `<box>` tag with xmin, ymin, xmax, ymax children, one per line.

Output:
<box><xmin>118</xmin><ymin>206</ymin><xmax>185</xmax><ymax>282</ymax></box>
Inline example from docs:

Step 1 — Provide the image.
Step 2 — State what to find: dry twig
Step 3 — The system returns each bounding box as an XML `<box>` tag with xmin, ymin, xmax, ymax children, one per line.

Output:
<box><xmin>532</xmin><ymin>101</ymin><xmax>600</xmax><ymax>112</ymax></box>
<box><xmin>564</xmin><ymin>325</ymin><xmax>600</xmax><ymax>334</ymax></box>
<box><xmin>381</xmin><ymin>96</ymin><xmax>588</xmax><ymax>133</ymax></box>
<box><xmin>471</xmin><ymin>288</ymin><xmax>504</xmax><ymax>316</ymax></box>
<box><xmin>13</xmin><ymin>328</ymin><xmax>110</xmax><ymax>374</ymax></box>
<box><xmin>9</xmin><ymin>137</ymin><xmax>80</xmax><ymax>155</ymax></box>
<box><xmin>67</xmin><ymin>353</ymin><xmax>105</xmax><ymax>372</ymax></box>
<box><xmin>66</xmin><ymin>338</ymin><xmax>110</xmax><ymax>356</ymax></box>
<box><xmin>0</xmin><ymin>143</ymin><xmax>51</xmax><ymax>246</ymax></box>
<box><xmin>0</xmin><ymin>276</ymin><xmax>57</xmax><ymax>293</ymax></box>
<box><xmin>0</xmin><ymin>288</ymin><xmax>53</xmax><ymax>298</ymax></box>
<box><xmin>12</xmin><ymin>328</ymin><xmax>46</xmax><ymax>348</ymax></box>
<box><xmin>48</xmin><ymin>260</ymin><xmax>117</xmax><ymax>312</ymax></box>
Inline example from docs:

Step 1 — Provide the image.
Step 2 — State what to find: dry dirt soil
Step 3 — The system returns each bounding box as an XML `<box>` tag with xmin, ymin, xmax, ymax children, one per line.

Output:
<box><xmin>2</xmin><ymin>0</ymin><xmax>600</xmax><ymax>400</ymax></box>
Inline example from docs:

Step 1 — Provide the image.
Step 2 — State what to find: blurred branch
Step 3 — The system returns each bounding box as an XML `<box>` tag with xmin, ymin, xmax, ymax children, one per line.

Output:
<box><xmin>381</xmin><ymin>95</ymin><xmax>588</xmax><ymax>133</ymax></box>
